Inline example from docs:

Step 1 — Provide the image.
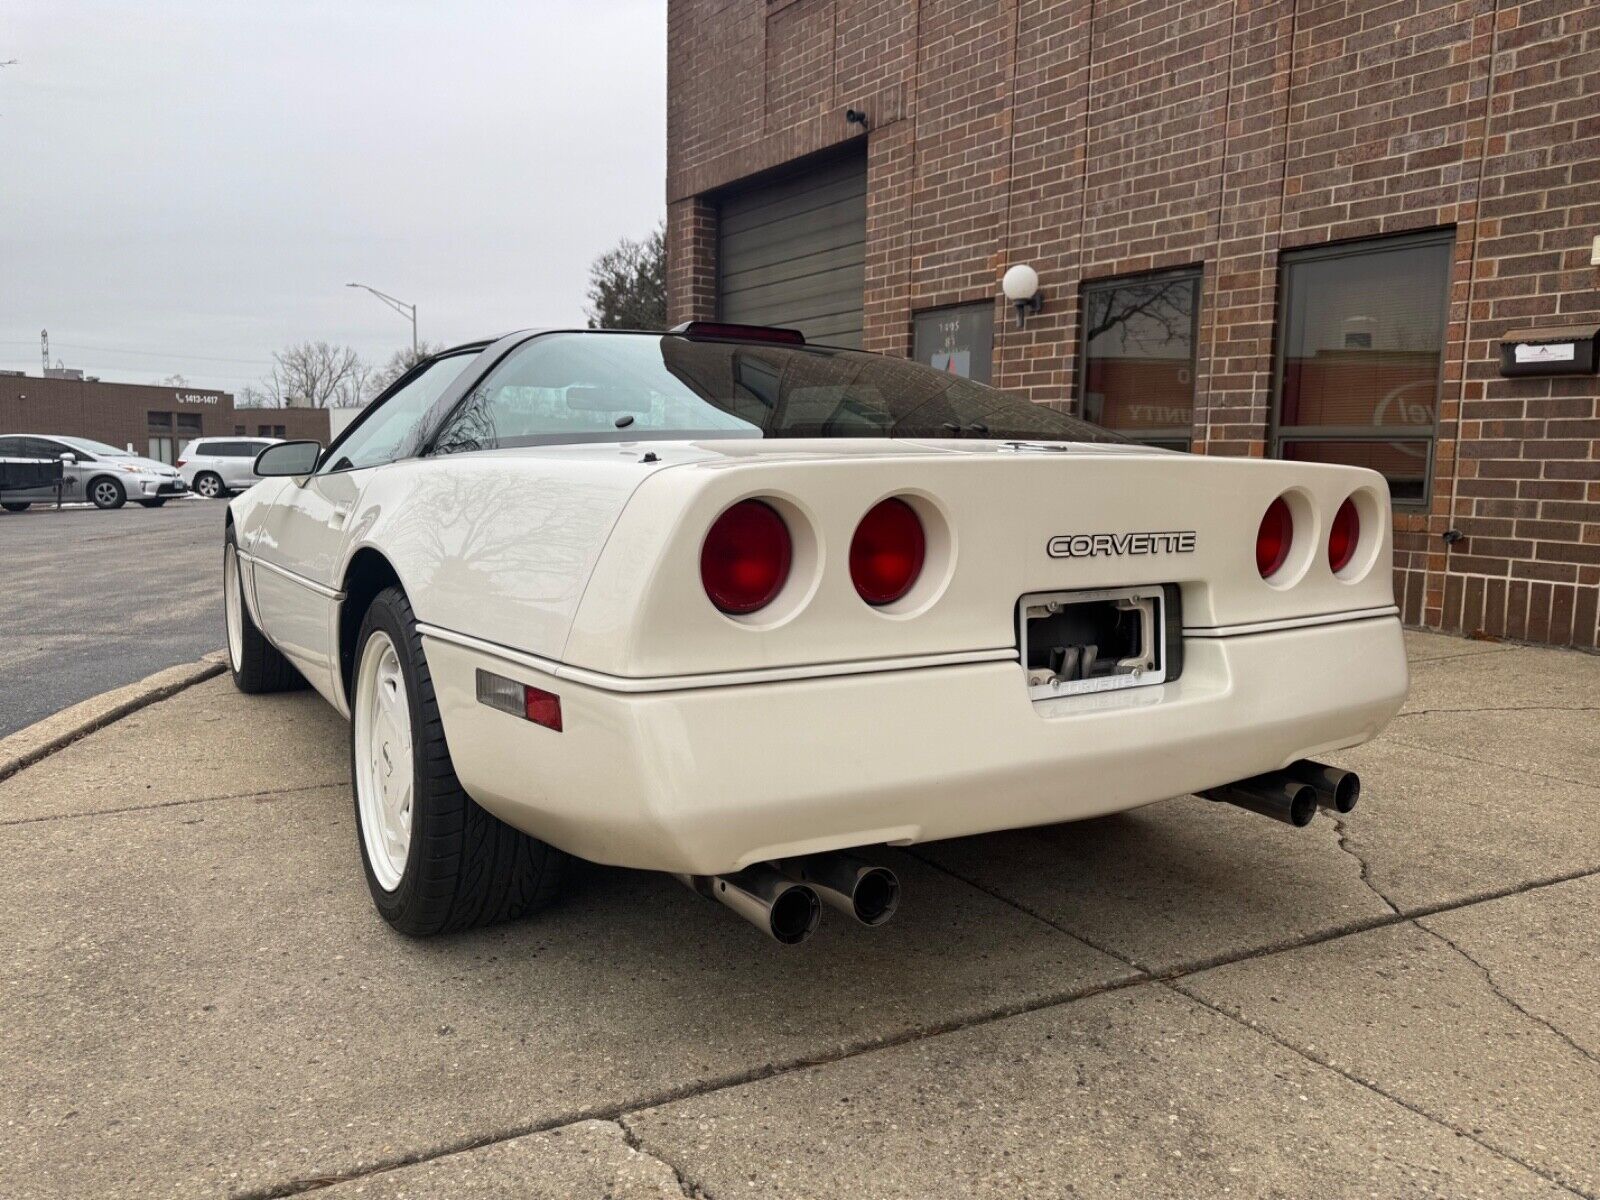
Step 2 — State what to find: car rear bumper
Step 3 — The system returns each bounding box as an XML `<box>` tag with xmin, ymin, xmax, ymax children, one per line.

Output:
<box><xmin>424</xmin><ymin>615</ymin><xmax>1408</xmax><ymax>875</ymax></box>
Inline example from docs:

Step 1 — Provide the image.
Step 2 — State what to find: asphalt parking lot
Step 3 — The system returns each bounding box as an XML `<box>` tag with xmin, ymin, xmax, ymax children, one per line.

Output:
<box><xmin>0</xmin><ymin>499</ymin><xmax>226</xmax><ymax>736</ymax></box>
<box><xmin>1</xmin><ymin>628</ymin><xmax>1596</xmax><ymax>1198</ymax></box>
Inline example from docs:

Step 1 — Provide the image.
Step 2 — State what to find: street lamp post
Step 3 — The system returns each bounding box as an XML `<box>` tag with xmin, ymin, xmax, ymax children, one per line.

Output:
<box><xmin>345</xmin><ymin>282</ymin><xmax>418</xmax><ymax>355</ymax></box>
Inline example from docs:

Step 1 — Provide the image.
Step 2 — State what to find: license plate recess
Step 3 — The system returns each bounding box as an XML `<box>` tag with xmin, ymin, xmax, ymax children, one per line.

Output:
<box><xmin>1019</xmin><ymin>584</ymin><xmax>1182</xmax><ymax>701</ymax></box>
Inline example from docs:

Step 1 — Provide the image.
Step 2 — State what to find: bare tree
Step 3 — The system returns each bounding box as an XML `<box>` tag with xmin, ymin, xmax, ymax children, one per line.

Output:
<box><xmin>1083</xmin><ymin>279</ymin><xmax>1194</xmax><ymax>352</ymax></box>
<box><xmin>158</xmin><ymin>373</ymin><xmax>191</xmax><ymax>387</ymax></box>
<box><xmin>370</xmin><ymin>340</ymin><xmax>445</xmax><ymax>396</ymax></box>
<box><xmin>239</xmin><ymin>341</ymin><xmax>372</xmax><ymax>408</ymax></box>
<box><xmin>585</xmin><ymin>223</ymin><xmax>666</xmax><ymax>330</ymax></box>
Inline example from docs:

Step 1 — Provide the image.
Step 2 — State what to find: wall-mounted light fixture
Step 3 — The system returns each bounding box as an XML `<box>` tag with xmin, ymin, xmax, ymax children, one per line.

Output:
<box><xmin>1002</xmin><ymin>264</ymin><xmax>1043</xmax><ymax>329</ymax></box>
<box><xmin>845</xmin><ymin>108</ymin><xmax>869</xmax><ymax>132</ymax></box>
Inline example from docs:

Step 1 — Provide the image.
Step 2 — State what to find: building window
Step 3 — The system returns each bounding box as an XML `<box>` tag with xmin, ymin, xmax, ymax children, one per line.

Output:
<box><xmin>912</xmin><ymin>303</ymin><xmax>995</xmax><ymax>383</ymax></box>
<box><xmin>147</xmin><ymin>410</ymin><xmax>175</xmax><ymax>465</ymax></box>
<box><xmin>258</xmin><ymin>424</ymin><xmax>286</xmax><ymax>438</ymax></box>
<box><xmin>1079</xmin><ymin>269</ymin><xmax>1200</xmax><ymax>450</ymax></box>
<box><xmin>1272</xmin><ymin>231</ymin><xmax>1452</xmax><ymax>504</ymax></box>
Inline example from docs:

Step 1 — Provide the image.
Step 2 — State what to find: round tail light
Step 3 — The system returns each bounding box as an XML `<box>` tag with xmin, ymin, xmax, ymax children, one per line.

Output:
<box><xmin>701</xmin><ymin>500</ymin><xmax>792</xmax><ymax>614</ymax></box>
<box><xmin>1328</xmin><ymin>496</ymin><xmax>1360</xmax><ymax>573</ymax></box>
<box><xmin>1256</xmin><ymin>496</ymin><xmax>1293</xmax><ymax>578</ymax></box>
<box><xmin>850</xmin><ymin>497</ymin><xmax>925</xmax><ymax>605</ymax></box>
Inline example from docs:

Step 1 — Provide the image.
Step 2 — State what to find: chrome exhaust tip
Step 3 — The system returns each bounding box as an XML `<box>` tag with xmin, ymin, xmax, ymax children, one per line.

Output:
<box><xmin>784</xmin><ymin>853</ymin><xmax>901</xmax><ymax>927</ymax></box>
<box><xmin>1200</xmin><ymin>774</ymin><xmax>1319</xmax><ymax>827</ymax></box>
<box><xmin>676</xmin><ymin>865</ymin><xmax>822</xmax><ymax>945</ymax></box>
<box><xmin>1286</xmin><ymin>760</ymin><xmax>1360</xmax><ymax>814</ymax></box>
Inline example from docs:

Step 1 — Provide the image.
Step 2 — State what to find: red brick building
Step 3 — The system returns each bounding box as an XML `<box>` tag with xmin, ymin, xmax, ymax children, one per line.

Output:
<box><xmin>665</xmin><ymin>0</ymin><xmax>1600</xmax><ymax>649</ymax></box>
<box><xmin>0</xmin><ymin>373</ymin><xmax>332</xmax><ymax>463</ymax></box>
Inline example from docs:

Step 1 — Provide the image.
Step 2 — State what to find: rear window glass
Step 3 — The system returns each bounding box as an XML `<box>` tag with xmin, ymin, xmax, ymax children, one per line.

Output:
<box><xmin>433</xmin><ymin>332</ymin><xmax>1124</xmax><ymax>453</ymax></box>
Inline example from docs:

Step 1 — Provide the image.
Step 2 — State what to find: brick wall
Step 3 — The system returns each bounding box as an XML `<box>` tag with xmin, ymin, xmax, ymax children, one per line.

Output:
<box><xmin>1</xmin><ymin>375</ymin><xmax>331</xmax><ymax>453</ymax></box>
<box><xmin>666</xmin><ymin>0</ymin><xmax>1600</xmax><ymax>649</ymax></box>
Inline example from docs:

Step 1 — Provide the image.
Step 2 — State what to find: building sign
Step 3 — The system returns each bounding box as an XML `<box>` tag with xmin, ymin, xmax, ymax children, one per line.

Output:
<box><xmin>175</xmin><ymin>391</ymin><xmax>221</xmax><ymax>405</ymax></box>
<box><xmin>913</xmin><ymin>303</ymin><xmax>994</xmax><ymax>384</ymax></box>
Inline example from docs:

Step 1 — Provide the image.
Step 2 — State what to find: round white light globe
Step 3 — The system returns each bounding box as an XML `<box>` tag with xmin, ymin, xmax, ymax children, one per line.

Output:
<box><xmin>1001</xmin><ymin>263</ymin><xmax>1040</xmax><ymax>302</ymax></box>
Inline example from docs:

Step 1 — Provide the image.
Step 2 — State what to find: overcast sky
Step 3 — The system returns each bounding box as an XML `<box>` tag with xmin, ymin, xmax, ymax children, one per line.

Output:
<box><xmin>0</xmin><ymin>1</ymin><xmax>666</xmax><ymax>390</ymax></box>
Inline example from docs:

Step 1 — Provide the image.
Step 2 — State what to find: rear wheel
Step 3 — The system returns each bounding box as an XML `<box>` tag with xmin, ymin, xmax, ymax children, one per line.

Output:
<box><xmin>1</xmin><ymin>502</ymin><xmax>29</xmax><ymax>513</ymax></box>
<box><xmin>194</xmin><ymin>472</ymin><xmax>226</xmax><ymax>499</ymax></box>
<box><xmin>224</xmin><ymin>528</ymin><xmax>304</xmax><ymax>693</ymax></box>
<box><xmin>351</xmin><ymin>586</ymin><xmax>567</xmax><ymax>935</ymax></box>
<box><xmin>90</xmin><ymin>477</ymin><xmax>126</xmax><ymax>509</ymax></box>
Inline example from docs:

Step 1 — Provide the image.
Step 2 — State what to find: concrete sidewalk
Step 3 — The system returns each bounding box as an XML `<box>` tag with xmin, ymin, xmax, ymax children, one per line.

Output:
<box><xmin>1</xmin><ymin>631</ymin><xmax>1596</xmax><ymax>1199</ymax></box>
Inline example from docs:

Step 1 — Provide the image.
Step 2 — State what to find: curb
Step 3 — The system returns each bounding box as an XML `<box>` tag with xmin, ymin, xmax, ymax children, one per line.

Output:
<box><xmin>0</xmin><ymin>652</ymin><xmax>229</xmax><ymax>783</ymax></box>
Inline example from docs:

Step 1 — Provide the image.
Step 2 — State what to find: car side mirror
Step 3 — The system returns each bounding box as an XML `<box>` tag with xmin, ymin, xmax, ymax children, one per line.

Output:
<box><xmin>254</xmin><ymin>440</ymin><xmax>322</xmax><ymax>477</ymax></box>
<box><xmin>59</xmin><ymin>452</ymin><xmax>76</xmax><ymax>464</ymax></box>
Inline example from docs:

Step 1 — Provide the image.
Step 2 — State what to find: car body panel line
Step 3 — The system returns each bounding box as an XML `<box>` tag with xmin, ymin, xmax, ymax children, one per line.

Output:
<box><xmin>235</xmin><ymin>550</ymin><xmax>347</xmax><ymax>601</ymax></box>
<box><xmin>417</xmin><ymin>621</ymin><xmax>1018</xmax><ymax>694</ymax></box>
<box><xmin>1183</xmin><ymin>605</ymin><xmax>1400</xmax><ymax>638</ymax></box>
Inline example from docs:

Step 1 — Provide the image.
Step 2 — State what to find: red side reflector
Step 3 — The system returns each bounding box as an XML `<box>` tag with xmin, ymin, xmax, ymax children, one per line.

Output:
<box><xmin>668</xmin><ymin>321</ymin><xmax>806</xmax><ymax>345</ymax></box>
<box><xmin>475</xmin><ymin>669</ymin><xmax>562</xmax><ymax>732</ymax></box>
<box><xmin>1256</xmin><ymin>496</ymin><xmax>1293</xmax><ymax>578</ymax></box>
<box><xmin>524</xmin><ymin>686</ymin><xmax>563</xmax><ymax>732</ymax></box>
<box><xmin>1328</xmin><ymin>496</ymin><xmax>1360</xmax><ymax>573</ymax></box>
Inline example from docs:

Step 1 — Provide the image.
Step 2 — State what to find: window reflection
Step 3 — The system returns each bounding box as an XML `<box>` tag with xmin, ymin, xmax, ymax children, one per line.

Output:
<box><xmin>1273</xmin><ymin>234</ymin><xmax>1451</xmax><ymax>503</ymax></box>
<box><xmin>1080</xmin><ymin>271</ymin><xmax>1200</xmax><ymax>447</ymax></box>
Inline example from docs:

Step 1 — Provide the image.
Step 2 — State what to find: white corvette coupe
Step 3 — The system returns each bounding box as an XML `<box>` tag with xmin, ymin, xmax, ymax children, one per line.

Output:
<box><xmin>225</xmin><ymin>324</ymin><xmax>1407</xmax><ymax>943</ymax></box>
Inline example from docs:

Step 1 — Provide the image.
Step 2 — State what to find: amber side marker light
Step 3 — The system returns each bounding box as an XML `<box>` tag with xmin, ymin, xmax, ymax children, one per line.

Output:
<box><xmin>1328</xmin><ymin>496</ymin><xmax>1360</xmax><ymax>573</ymax></box>
<box><xmin>1256</xmin><ymin>496</ymin><xmax>1294</xmax><ymax>579</ymax></box>
<box><xmin>476</xmin><ymin>669</ymin><xmax>563</xmax><ymax>732</ymax></box>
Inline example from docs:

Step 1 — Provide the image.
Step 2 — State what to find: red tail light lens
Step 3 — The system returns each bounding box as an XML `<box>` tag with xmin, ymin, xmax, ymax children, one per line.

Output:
<box><xmin>1256</xmin><ymin>496</ymin><xmax>1293</xmax><ymax>578</ymax></box>
<box><xmin>701</xmin><ymin>499</ymin><xmax>792</xmax><ymax>614</ymax></box>
<box><xmin>1329</xmin><ymin>496</ymin><xmax>1360</xmax><ymax>573</ymax></box>
<box><xmin>850</xmin><ymin>497</ymin><xmax>926</xmax><ymax>605</ymax></box>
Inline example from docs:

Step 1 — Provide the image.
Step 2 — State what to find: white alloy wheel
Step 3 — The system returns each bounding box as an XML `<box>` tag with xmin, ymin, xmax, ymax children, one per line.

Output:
<box><xmin>355</xmin><ymin>630</ymin><xmax>415</xmax><ymax>892</ymax></box>
<box><xmin>224</xmin><ymin>544</ymin><xmax>245</xmax><ymax>673</ymax></box>
<box><xmin>91</xmin><ymin>478</ymin><xmax>122</xmax><ymax>507</ymax></box>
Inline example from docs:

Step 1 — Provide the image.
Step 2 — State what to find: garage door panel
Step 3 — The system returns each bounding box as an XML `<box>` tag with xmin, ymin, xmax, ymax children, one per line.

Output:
<box><xmin>719</xmin><ymin>242</ymin><xmax>867</xmax><ymax>294</ymax></box>
<box><xmin>718</xmin><ymin>151</ymin><xmax>865</xmax><ymax>348</ymax></box>
<box><xmin>719</xmin><ymin>172</ymin><xmax>867</xmax><ymax>238</ymax></box>
<box><xmin>718</xmin><ymin>204</ymin><xmax>867</xmax><ymax>271</ymax></box>
<box><xmin>722</xmin><ymin>262</ymin><xmax>866</xmax><ymax>314</ymax></box>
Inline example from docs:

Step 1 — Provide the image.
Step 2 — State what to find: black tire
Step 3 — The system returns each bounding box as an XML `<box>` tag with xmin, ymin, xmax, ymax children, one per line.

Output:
<box><xmin>194</xmin><ymin>471</ymin><xmax>227</xmax><ymax>500</ymax></box>
<box><xmin>138</xmin><ymin>498</ymin><xmax>167</xmax><ymax>508</ymax></box>
<box><xmin>351</xmin><ymin>586</ymin><xmax>567</xmax><ymax>936</ymax></box>
<box><xmin>223</xmin><ymin>526</ymin><xmax>305</xmax><ymax>694</ymax></box>
<box><xmin>1</xmin><ymin>502</ymin><xmax>29</xmax><ymax>513</ymax></box>
<box><xmin>89</xmin><ymin>476</ymin><xmax>126</xmax><ymax>509</ymax></box>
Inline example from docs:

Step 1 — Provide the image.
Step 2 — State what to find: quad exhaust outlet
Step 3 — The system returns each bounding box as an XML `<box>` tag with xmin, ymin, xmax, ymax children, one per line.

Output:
<box><xmin>781</xmin><ymin>852</ymin><xmax>901</xmax><ymax>927</ymax></box>
<box><xmin>1200</xmin><ymin>759</ymin><xmax>1360</xmax><ymax>827</ymax></box>
<box><xmin>677</xmin><ymin>853</ymin><xmax>901</xmax><ymax>943</ymax></box>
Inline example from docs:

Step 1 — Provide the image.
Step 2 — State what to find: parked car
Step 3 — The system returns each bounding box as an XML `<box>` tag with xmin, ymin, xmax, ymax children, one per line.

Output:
<box><xmin>0</xmin><ymin>434</ymin><xmax>187</xmax><ymax>509</ymax></box>
<box><xmin>223</xmin><ymin>325</ymin><xmax>1407</xmax><ymax>944</ymax></box>
<box><xmin>178</xmin><ymin>436</ymin><xmax>281</xmax><ymax>499</ymax></box>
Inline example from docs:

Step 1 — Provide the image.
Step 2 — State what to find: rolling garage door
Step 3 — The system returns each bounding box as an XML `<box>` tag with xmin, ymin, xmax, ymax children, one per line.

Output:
<box><xmin>717</xmin><ymin>151</ymin><xmax>867</xmax><ymax>349</ymax></box>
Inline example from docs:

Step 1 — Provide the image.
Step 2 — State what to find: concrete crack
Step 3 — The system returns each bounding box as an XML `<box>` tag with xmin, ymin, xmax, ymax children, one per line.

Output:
<box><xmin>1333</xmin><ymin>817</ymin><xmax>1399</xmax><ymax>915</ymax></box>
<box><xmin>1170</xmin><ymin>980</ymin><xmax>1597</xmax><ymax>1200</ymax></box>
<box><xmin>1415</xmin><ymin>918</ymin><xmax>1600</xmax><ymax>1070</ymax></box>
<box><xmin>616</xmin><ymin>1115</ymin><xmax>710</xmax><ymax>1199</ymax></box>
<box><xmin>1395</xmin><ymin>704</ymin><xmax>1600</xmax><ymax>717</ymax></box>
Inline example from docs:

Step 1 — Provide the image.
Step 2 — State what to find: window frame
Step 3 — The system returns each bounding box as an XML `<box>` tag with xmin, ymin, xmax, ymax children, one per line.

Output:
<box><xmin>1269</xmin><ymin>228</ymin><xmax>1454</xmax><ymax>509</ymax></box>
<box><xmin>1076</xmin><ymin>265</ymin><xmax>1203</xmax><ymax>449</ymax></box>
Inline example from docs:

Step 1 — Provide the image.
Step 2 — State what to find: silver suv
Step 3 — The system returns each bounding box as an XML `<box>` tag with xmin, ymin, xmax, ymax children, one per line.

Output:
<box><xmin>0</xmin><ymin>434</ymin><xmax>187</xmax><ymax>510</ymax></box>
<box><xmin>178</xmin><ymin>436</ymin><xmax>281</xmax><ymax>499</ymax></box>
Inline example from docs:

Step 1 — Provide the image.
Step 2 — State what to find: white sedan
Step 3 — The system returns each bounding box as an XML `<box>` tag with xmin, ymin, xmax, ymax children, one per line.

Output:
<box><xmin>224</xmin><ymin>324</ymin><xmax>1407</xmax><ymax>943</ymax></box>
